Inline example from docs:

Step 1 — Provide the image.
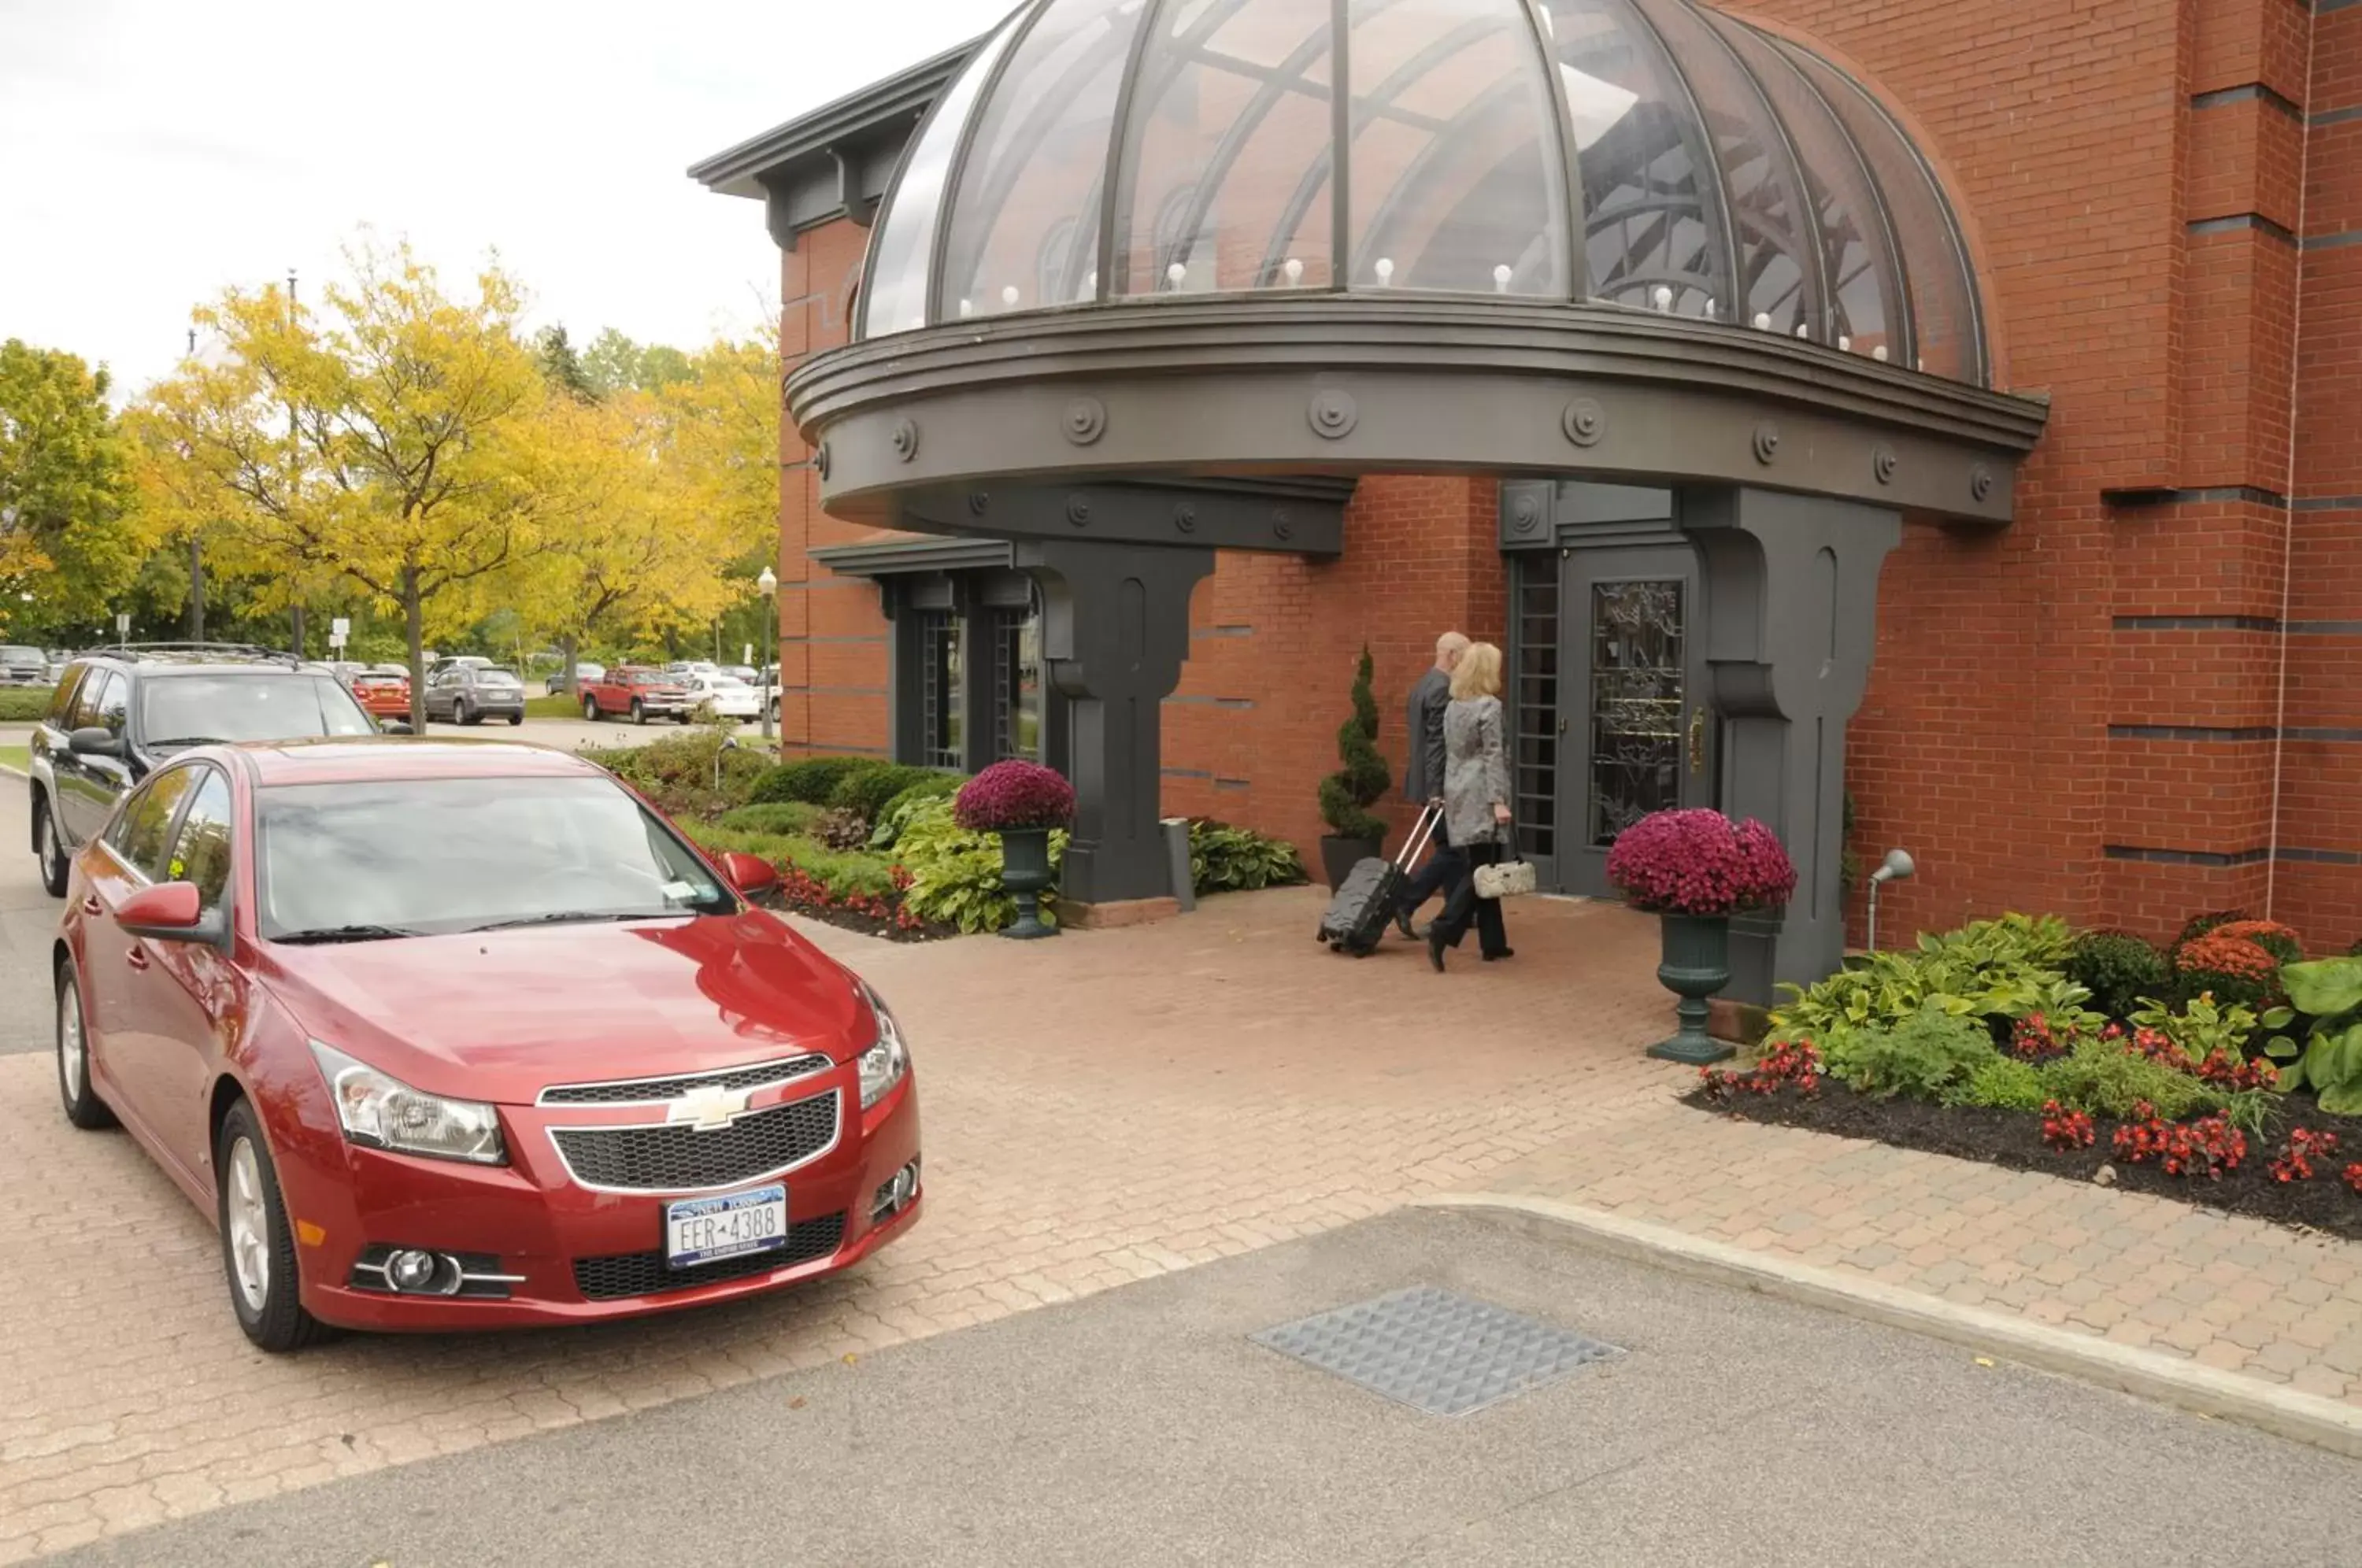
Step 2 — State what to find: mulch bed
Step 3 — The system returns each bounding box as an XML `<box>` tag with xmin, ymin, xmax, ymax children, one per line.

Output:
<box><xmin>752</xmin><ymin>892</ymin><xmax>957</xmax><ymax>943</ymax></box>
<box><xmin>1684</xmin><ymin>1081</ymin><xmax>2362</xmax><ymax>1243</ymax></box>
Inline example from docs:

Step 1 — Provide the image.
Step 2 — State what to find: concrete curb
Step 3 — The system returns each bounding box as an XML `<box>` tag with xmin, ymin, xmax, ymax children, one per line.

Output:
<box><xmin>1420</xmin><ymin>1191</ymin><xmax>2362</xmax><ymax>1461</ymax></box>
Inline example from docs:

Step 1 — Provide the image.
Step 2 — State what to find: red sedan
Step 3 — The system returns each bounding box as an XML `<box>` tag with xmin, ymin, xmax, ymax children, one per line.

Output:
<box><xmin>51</xmin><ymin>739</ymin><xmax>921</xmax><ymax>1350</ymax></box>
<box><xmin>347</xmin><ymin>668</ymin><xmax>411</xmax><ymax>720</ymax></box>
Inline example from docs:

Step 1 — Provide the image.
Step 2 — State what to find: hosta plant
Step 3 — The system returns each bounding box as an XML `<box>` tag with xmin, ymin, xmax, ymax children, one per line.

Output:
<box><xmin>2264</xmin><ymin>956</ymin><xmax>2362</xmax><ymax>1114</ymax></box>
<box><xmin>895</xmin><ymin>799</ymin><xmax>1069</xmax><ymax>934</ymax></box>
<box><xmin>1771</xmin><ymin>914</ymin><xmax>2096</xmax><ymax>1041</ymax></box>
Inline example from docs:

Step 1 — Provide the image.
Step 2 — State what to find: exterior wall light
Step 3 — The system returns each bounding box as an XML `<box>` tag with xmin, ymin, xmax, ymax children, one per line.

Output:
<box><xmin>1753</xmin><ymin>312</ymin><xmax>1772</xmax><ymax>330</ymax></box>
<box><xmin>1283</xmin><ymin>257</ymin><xmax>1303</xmax><ymax>285</ymax></box>
<box><xmin>1001</xmin><ymin>285</ymin><xmax>1020</xmax><ymax>307</ymax></box>
<box><xmin>1375</xmin><ymin>257</ymin><xmax>1394</xmax><ymax>285</ymax></box>
<box><xmin>1493</xmin><ymin>263</ymin><xmax>1513</xmax><ymax>292</ymax></box>
<box><xmin>1865</xmin><ymin>848</ymin><xmax>1915</xmax><ymax>953</ymax></box>
<box><xmin>1873</xmin><ymin>346</ymin><xmax>1888</xmax><ymax>362</ymax></box>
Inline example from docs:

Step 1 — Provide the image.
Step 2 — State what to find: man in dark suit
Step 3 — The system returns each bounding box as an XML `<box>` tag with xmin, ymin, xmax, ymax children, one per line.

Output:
<box><xmin>1394</xmin><ymin>631</ymin><xmax>1469</xmax><ymax>939</ymax></box>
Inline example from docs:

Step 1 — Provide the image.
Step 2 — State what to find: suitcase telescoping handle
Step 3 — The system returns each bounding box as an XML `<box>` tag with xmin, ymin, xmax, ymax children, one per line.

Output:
<box><xmin>1394</xmin><ymin>803</ymin><xmax>1443</xmax><ymax>871</ymax></box>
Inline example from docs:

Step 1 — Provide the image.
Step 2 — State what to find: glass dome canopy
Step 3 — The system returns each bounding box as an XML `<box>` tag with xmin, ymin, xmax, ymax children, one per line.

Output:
<box><xmin>857</xmin><ymin>0</ymin><xmax>1988</xmax><ymax>384</ymax></box>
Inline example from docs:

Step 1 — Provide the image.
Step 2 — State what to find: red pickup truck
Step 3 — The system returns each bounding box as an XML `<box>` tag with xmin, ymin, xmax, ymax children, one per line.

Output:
<box><xmin>580</xmin><ymin>666</ymin><xmax>694</xmax><ymax>724</ymax></box>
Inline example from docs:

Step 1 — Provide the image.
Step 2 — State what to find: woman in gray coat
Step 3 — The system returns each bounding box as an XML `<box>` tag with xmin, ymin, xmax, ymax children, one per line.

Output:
<box><xmin>1427</xmin><ymin>641</ymin><xmax>1514</xmax><ymax>971</ymax></box>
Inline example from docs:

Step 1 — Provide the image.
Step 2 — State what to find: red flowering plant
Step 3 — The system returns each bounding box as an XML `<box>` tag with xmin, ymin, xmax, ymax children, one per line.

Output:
<box><xmin>953</xmin><ymin>760</ymin><xmax>1076</xmax><ymax>833</ymax></box>
<box><xmin>1605</xmin><ymin>809</ymin><xmax>1797</xmax><ymax>917</ymax></box>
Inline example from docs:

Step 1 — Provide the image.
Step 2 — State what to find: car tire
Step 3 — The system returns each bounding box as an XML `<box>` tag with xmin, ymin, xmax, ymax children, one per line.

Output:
<box><xmin>631</xmin><ymin>699</ymin><xmax>646</xmax><ymax>725</ymax></box>
<box><xmin>507</xmin><ymin>711</ymin><xmax>524</xmax><ymax>726</ymax></box>
<box><xmin>34</xmin><ymin>793</ymin><xmax>69</xmax><ymax>898</ymax></box>
<box><xmin>216</xmin><ymin>1099</ymin><xmax>331</xmax><ymax>1353</ymax></box>
<box><xmin>454</xmin><ymin>698</ymin><xmax>475</xmax><ymax>727</ymax></box>
<box><xmin>55</xmin><ymin>958</ymin><xmax>115</xmax><ymax>1130</ymax></box>
<box><xmin>770</xmin><ymin>697</ymin><xmax>781</xmax><ymax>723</ymax></box>
<box><xmin>583</xmin><ymin>695</ymin><xmax>600</xmax><ymax>721</ymax></box>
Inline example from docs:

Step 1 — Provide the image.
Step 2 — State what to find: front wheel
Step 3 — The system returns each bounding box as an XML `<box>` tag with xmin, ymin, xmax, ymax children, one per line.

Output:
<box><xmin>631</xmin><ymin>699</ymin><xmax>646</xmax><ymax>725</ymax></box>
<box><xmin>34</xmin><ymin>793</ymin><xmax>69</xmax><ymax>897</ymax></box>
<box><xmin>583</xmin><ymin>695</ymin><xmax>600</xmax><ymax>721</ymax></box>
<box><xmin>507</xmin><ymin>712</ymin><xmax>524</xmax><ymax>726</ymax></box>
<box><xmin>454</xmin><ymin>699</ymin><xmax>474</xmax><ymax>727</ymax></box>
<box><xmin>216</xmin><ymin>1100</ymin><xmax>331</xmax><ymax>1353</ymax></box>
<box><xmin>769</xmin><ymin>697</ymin><xmax>781</xmax><ymax>723</ymax></box>
<box><xmin>56</xmin><ymin>958</ymin><xmax>115</xmax><ymax>1130</ymax></box>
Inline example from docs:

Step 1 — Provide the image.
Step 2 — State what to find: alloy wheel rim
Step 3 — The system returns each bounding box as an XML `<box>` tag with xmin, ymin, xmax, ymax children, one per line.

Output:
<box><xmin>39</xmin><ymin>815</ymin><xmax>61</xmax><ymax>879</ymax></box>
<box><xmin>57</xmin><ymin>982</ymin><xmax>83</xmax><ymax>1101</ymax></box>
<box><xmin>225</xmin><ymin>1138</ymin><xmax>271</xmax><ymax>1312</ymax></box>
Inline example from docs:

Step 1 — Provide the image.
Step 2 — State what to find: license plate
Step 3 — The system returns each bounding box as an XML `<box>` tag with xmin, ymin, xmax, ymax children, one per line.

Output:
<box><xmin>665</xmin><ymin>1184</ymin><xmax>787</xmax><ymax>1269</ymax></box>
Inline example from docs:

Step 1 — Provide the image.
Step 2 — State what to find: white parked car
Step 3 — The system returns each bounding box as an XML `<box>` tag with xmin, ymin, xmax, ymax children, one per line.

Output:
<box><xmin>682</xmin><ymin>672</ymin><xmax>760</xmax><ymax>721</ymax></box>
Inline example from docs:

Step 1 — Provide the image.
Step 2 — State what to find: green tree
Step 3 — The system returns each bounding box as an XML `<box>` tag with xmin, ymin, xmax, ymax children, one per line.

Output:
<box><xmin>0</xmin><ymin>339</ymin><xmax>149</xmax><ymax>640</ymax></box>
<box><xmin>581</xmin><ymin>328</ymin><xmax>693</xmax><ymax>398</ymax></box>
<box><xmin>534</xmin><ymin>324</ymin><xmax>595</xmax><ymax>403</ymax></box>
<box><xmin>1317</xmin><ymin>646</ymin><xmax>1392</xmax><ymax>841</ymax></box>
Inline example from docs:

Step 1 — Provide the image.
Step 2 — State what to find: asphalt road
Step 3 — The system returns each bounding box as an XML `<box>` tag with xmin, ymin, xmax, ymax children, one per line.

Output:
<box><xmin>53</xmin><ymin>1206</ymin><xmax>2362</xmax><ymax>1568</ymax></box>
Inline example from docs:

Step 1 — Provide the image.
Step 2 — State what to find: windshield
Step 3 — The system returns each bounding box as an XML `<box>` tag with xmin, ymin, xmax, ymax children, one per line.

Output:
<box><xmin>256</xmin><ymin>775</ymin><xmax>734</xmax><ymax>939</ymax></box>
<box><xmin>139</xmin><ymin>674</ymin><xmax>377</xmax><ymax>745</ymax></box>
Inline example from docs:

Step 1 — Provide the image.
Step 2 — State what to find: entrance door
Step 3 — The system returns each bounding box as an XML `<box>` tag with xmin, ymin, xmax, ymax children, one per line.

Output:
<box><xmin>1560</xmin><ymin>546</ymin><xmax>1714</xmax><ymax>898</ymax></box>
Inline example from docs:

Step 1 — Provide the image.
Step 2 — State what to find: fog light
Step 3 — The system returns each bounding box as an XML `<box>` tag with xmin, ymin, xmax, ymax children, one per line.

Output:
<box><xmin>387</xmin><ymin>1248</ymin><xmax>438</xmax><ymax>1291</ymax></box>
<box><xmin>870</xmin><ymin>1159</ymin><xmax>922</xmax><ymax>1222</ymax></box>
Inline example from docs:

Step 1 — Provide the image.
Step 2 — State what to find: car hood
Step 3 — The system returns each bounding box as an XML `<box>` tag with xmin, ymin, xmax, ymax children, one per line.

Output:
<box><xmin>254</xmin><ymin>913</ymin><xmax>874</xmax><ymax>1104</ymax></box>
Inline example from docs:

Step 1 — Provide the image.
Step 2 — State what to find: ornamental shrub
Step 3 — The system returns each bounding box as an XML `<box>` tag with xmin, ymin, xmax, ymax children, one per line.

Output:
<box><xmin>2175</xmin><ymin>909</ymin><xmax>2252</xmax><ymax>950</ymax></box>
<box><xmin>1316</xmin><ymin>645</ymin><xmax>1390</xmax><ymax>842</ymax></box>
<box><xmin>2037</xmin><ymin>1035</ymin><xmax>2216</xmax><ymax>1122</ymax></box>
<box><xmin>718</xmin><ymin>801</ymin><xmax>824</xmax><ymax>836</ymax></box>
<box><xmin>2064</xmin><ymin>930</ymin><xmax>2168</xmax><ymax>1020</ymax></box>
<box><xmin>1189</xmin><ymin>819</ymin><xmax>1307</xmax><ymax>894</ymax></box>
<box><xmin>1945</xmin><ymin>1054</ymin><xmax>2049</xmax><ymax>1111</ymax></box>
<box><xmin>748</xmin><ymin>755</ymin><xmax>884</xmax><ymax>806</ymax></box>
<box><xmin>583</xmin><ymin>728</ymin><xmax>772</xmax><ymax>816</ymax></box>
<box><xmin>830</xmin><ymin>763</ymin><xmax>946</xmax><ymax>824</ymax></box>
<box><xmin>2212</xmin><ymin>919</ymin><xmax>2304</xmax><ymax>967</ymax></box>
<box><xmin>1822</xmin><ymin>1005</ymin><xmax>1999</xmax><ymax>1100</ymax></box>
<box><xmin>953</xmin><ymin>759</ymin><xmax>1075</xmax><ymax>832</ymax></box>
<box><xmin>2172</xmin><ymin>932</ymin><xmax>2281</xmax><ymax>1010</ymax></box>
<box><xmin>1605</xmin><ymin>808</ymin><xmax>1796</xmax><ymax>916</ymax></box>
<box><xmin>1772</xmin><ymin>914</ymin><xmax>2096</xmax><ymax>1041</ymax></box>
<box><xmin>868</xmin><ymin>774</ymin><xmax>966</xmax><ymax>850</ymax></box>
<box><xmin>0</xmin><ymin>687</ymin><xmax>54</xmax><ymax>723</ymax></box>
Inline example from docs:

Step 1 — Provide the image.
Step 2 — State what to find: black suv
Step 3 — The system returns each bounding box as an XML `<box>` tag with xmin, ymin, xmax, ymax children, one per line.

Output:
<box><xmin>27</xmin><ymin>645</ymin><xmax>382</xmax><ymax>897</ymax></box>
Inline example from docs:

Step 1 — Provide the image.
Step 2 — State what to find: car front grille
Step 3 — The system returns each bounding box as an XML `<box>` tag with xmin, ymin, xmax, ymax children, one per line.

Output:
<box><xmin>572</xmin><ymin>1212</ymin><xmax>846</xmax><ymax>1300</ymax></box>
<box><xmin>539</xmin><ymin>1054</ymin><xmax>835</xmax><ymax>1105</ymax></box>
<box><xmin>548</xmin><ymin>1089</ymin><xmax>839</xmax><ymax>1191</ymax></box>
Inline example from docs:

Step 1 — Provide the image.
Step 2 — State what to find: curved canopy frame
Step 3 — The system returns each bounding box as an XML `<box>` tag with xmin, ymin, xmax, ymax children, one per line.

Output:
<box><xmin>857</xmin><ymin>0</ymin><xmax>1989</xmax><ymax>385</ymax></box>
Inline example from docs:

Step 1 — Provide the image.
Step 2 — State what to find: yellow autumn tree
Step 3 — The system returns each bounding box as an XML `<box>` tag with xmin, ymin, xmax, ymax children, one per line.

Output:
<box><xmin>142</xmin><ymin>238</ymin><xmax>546</xmax><ymax>726</ymax></box>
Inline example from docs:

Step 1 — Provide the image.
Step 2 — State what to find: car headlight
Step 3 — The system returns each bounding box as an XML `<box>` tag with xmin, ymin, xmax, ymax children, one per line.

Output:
<box><xmin>309</xmin><ymin>1041</ymin><xmax>507</xmax><ymax>1165</ymax></box>
<box><xmin>856</xmin><ymin>983</ymin><xmax>909</xmax><ymax>1111</ymax></box>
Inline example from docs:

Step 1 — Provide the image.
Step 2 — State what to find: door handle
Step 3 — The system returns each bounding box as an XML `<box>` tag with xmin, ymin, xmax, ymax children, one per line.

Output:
<box><xmin>1687</xmin><ymin>706</ymin><xmax>1707</xmax><ymax>775</ymax></box>
<box><xmin>126</xmin><ymin>948</ymin><xmax>150</xmax><ymax>971</ymax></box>
<box><xmin>82</xmin><ymin>895</ymin><xmax>102</xmax><ymax>916</ymax></box>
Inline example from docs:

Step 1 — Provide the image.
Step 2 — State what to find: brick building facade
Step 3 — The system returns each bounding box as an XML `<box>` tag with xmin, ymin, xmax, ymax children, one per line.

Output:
<box><xmin>709</xmin><ymin>0</ymin><xmax>2361</xmax><ymax>956</ymax></box>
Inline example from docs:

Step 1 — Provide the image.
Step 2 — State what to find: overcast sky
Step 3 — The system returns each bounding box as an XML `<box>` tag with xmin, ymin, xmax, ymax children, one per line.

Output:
<box><xmin>0</xmin><ymin>0</ymin><xmax>1014</xmax><ymax>397</ymax></box>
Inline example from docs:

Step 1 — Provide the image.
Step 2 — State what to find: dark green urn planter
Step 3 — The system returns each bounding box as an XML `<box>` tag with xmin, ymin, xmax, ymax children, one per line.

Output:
<box><xmin>997</xmin><ymin>827</ymin><xmax>1057</xmax><ymax>941</ymax></box>
<box><xmin>1647</xmin><ymin>913</ymin><xmax>1734</xmax><ymax>1064</ymax></box>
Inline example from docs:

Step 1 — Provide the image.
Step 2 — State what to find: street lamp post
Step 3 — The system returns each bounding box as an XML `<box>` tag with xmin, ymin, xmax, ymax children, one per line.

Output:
<box><xmin>757</xmin><ymin>566</ymin><xmax>779</xmax><ymax>743</ymax></box>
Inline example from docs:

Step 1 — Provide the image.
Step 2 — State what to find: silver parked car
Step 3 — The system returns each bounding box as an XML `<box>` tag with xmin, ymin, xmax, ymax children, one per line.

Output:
<box><xmin>0</xmin><ymin>645</ymin><xmax>49</xmax><ymax>686</ymax></box>
<box><xmin>422</xmin><ymin>663</ymin><xmax>528</xmax><ymax>726</ymax></box>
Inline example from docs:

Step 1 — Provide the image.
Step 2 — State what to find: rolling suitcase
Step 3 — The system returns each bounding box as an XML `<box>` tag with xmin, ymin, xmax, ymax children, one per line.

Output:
<box><xmin>1316</xmin><ymin>805</ymin><xmax>1443</xmax><ymax>957</ymax></box>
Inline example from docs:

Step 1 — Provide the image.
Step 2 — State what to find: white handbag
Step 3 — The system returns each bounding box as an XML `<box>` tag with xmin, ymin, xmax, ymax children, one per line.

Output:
<box><xmin>1473</xmin><ymin>857</ymin><xmax>1536</xmax><ymax>900</ymax></box>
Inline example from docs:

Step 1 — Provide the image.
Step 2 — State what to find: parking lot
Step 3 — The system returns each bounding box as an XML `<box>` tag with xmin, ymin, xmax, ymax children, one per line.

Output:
<box><xmin>0</xmin><ymin>771</ymin><xmax>1675</xmax><ymax>1559</ymax></box>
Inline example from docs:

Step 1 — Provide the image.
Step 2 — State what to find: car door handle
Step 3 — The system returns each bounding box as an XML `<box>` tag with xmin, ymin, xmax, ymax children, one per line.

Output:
<box><xmin>126</xmin><ymin>948</ymin><xmax>150</xmax><ymax>971</ymax></box>
<box><xmin>82</xmin><ymin>895</ymin><xmax>102</xmax><ymax>916</ymax></box>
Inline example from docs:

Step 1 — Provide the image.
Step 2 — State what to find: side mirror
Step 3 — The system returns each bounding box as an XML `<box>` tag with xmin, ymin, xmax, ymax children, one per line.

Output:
<box><xmin>116</xmin><ymin>881</ymin><xmax>223</xmax><ymax>946</ymax></box>
<box><xmin>715</xmin><ymin>851</ymin><xmax>779</xmax><ymax>897</ymax></box>
<box><xmin>68</xmin><ymin>726</ymin><xmax>123</xmax><ymax>759</ymax></box>
<box><xmin>379</xmin><ymin>718</ymin><xmax>413</xmax><ymax>735</ymax></box>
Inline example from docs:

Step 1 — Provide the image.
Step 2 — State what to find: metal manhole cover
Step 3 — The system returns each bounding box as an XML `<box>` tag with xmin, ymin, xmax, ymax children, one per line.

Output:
<box><xmin>1250</xmin><ymin>1285</ymin><xmax>1623</xmax><ymax>1416</ymax></box>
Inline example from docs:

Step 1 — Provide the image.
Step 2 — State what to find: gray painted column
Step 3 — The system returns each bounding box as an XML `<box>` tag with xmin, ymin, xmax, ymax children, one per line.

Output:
<box><xmin>1012</xmin><ymin>538</ymin><xmax>1214</xmax><ymax>908</ymax></box>
<box><xmin>1681</xmin><ymin>487</ymin><xmax>1900</xmax><ymax>1004</ymax></box>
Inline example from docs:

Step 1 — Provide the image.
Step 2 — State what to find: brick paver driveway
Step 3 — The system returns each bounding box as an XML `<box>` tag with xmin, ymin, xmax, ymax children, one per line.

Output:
<box><xmin>0</xmin><ymin>840</ymin><xmax>1674</xmax><ymax>1561</ymax></box>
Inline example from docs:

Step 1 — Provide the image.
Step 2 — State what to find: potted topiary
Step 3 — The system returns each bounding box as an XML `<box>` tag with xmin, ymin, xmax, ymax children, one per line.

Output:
<box><xmin>1315</xmin><ymin>645</ymin><xmax>1391</xmax><ymax>889</ymax></box>
<box><xmin>954</xmin><ymin>760</ymin><xmax>1077</xmax><ymax>940</ymax></box>
<box><xmin>1605</xmin><ymin>808</ymin><xmax>1797</xmax><ymax>1064</ymax></box>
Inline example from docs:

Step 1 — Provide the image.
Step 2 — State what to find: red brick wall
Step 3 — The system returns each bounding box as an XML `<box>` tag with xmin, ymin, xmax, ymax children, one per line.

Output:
<box><xmin>769</xmin><ymin>0</ymin><xmax>2362</xmax><ymax>954</ymax></box>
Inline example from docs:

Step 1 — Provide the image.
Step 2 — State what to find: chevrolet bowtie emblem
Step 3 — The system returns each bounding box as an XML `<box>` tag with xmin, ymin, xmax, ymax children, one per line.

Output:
<box><xmin>669</xmin><ymin>1083</ymin><xmax>750</xmax><ymax>1131</ymax></box>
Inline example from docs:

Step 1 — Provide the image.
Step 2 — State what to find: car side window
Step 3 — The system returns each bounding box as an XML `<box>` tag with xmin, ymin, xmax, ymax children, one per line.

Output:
<box><xmin>166</xmin><ymin>769</ymin><xmax>235</xmax><ymax>911</ymax></box>
<box><xmin>89</xmin><ymin>671</ymin><xmax>128</xmax><ymax>735</ymax></box>
<box><xmin>105</xmin><ymin>766</ymin><xmax>198</xmax><ymax>881</ymax></box>
<box><xmin>47</xmin><ymin>666</ymin><xmax>86</xmax><ymax>726</ymax></box>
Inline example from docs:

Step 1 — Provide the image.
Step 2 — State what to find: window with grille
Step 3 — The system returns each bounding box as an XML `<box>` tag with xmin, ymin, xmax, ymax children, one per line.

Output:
<box><xmin>991</xmin><ymin>601</ymin><xmax>1042</xmax><ymax>760</ymax></box>
<box><xmin>919</xmin><ymin>609</ymin><xmax>964</xmax><ymax>768</ymax></box>
<box><xmin>1511</xmin><ymin>557</ymin><xmax>1560</xmax><ymax>861</ymax></box>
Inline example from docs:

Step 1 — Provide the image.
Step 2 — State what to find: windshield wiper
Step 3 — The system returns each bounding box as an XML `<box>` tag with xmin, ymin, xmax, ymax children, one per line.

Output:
<box><xmin>464</xmin><ymin>910</ymin><xmax>678</xmax><ymax>934</ymax></box>
<box><xmin>272</xmin><ymin>923</ymin><xmax>424</xmax><ymax>945</ymax></box>
<box><xmin>146</xmin><ymin>735</ymin><xmax>229</xmax><ymax>748</ymax></box>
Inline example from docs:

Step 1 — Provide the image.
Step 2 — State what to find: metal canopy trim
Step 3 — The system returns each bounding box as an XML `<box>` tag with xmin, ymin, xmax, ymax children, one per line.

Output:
<box><xmin>788</xmin><ymin>295</ymin><xmax>2045</xmax><ymax>526</ymax></box>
